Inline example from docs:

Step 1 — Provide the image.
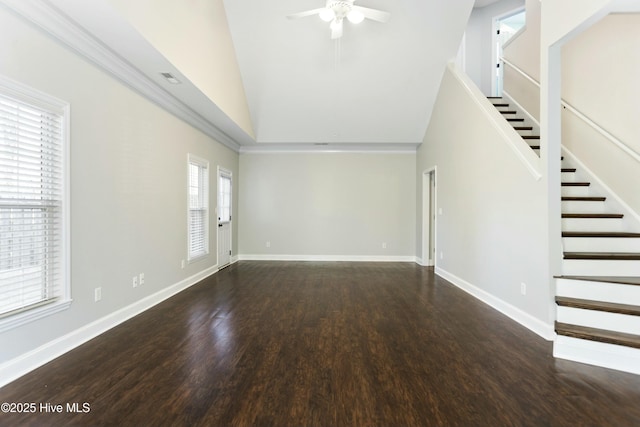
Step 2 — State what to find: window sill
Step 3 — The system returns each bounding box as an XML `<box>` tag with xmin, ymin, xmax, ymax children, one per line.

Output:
<box><xmin>0</xmin><ymin>299</ymin><xmax>72</xmax><ymax>333</ymax></box>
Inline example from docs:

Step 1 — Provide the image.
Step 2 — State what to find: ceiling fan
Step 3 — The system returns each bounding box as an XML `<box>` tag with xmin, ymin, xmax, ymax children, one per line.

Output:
<box><xmin>287</xmin><ymin>1</ymin><xmax>390</xmax><ymax>39</ymax></box>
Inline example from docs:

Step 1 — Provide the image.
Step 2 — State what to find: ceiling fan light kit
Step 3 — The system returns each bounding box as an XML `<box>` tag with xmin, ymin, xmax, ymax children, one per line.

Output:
<box><xmin>287</xmin><ymin>0</ymin><xmax>390</xmax><ymax>39</ymax></box>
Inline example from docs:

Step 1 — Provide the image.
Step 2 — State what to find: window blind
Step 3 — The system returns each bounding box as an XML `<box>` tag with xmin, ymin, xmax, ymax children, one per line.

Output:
<box><xmin>188</xmin><ymin>157</ymin><xmax>208</xmax><ymax>260</ymax></box>
<box><xmin>0</xmin><ymin>91</ymin><xmax>64</xmax><ymax>317</ymax></box>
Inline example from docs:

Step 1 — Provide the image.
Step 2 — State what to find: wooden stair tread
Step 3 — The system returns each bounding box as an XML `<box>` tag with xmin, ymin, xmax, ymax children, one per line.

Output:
<box><xmin>562</xmin><ymin>182</ymin><xmax>590</xmax><ymax>186</ymax></box>
<box><xmin>514</xmin><ymin>126</ymin><xmax>533</xmax><ymax>131</ymax></box>
<box><xmin>530</xmin><ymin>145</ymin><xmax>541</xmax><ymax>150</ymax></box>
<box><xmin>487</xmin><ymin>96</ymin><xmax>502</xmax><ymax>99</ymax></box>
<box><xmin>555</xmin><ymin>275</ymin><xmax>640</xmax><ymax>286</ymax></box>
<box><xmin>564</xmin><ymin>252</ymin><xmax>640</xmax><ymax>260</ymax></box>
<box><xmin>561</xmin><ymin>196</ymin><xmax>606</xmax><ymax>202</ymax></box>
<box><xmin>555</xmin><ymin>322</ymin><xmax>640</xmax><ymax>349</ymax></box>
<box><xmin>500</xmin><ymin>111</ymin><xmax>517</xmax><ymax>114</ymax></box>
<box><xmin>522</xmin><ymin>135</ymin><xmax>540</xmax><ymax>139</ymax></box>
<box><xmin>563</xmin><ymin>231</ymin><xmax>640</xmax><ymax>238</ymax></box>
<box><xmin>561</xmin><ymin>168</ymin><xmax>577</xmax><ymax>173</ymax></box>
<box><xmin>507</xmin><ymin>118</ymin><xmax>524</xmax><ymax>122</ymax></box>
<box><xmin>556</xmin><ymin>296</ymin><xmax>640</xmax><ymax>316</ymax></box>
<box><xmin>493</xmin><ymin>103</ymin><xmax>509</xmax><ymax>107</ymax></box>
<box><xmin>562</xmin><ymin>213</ymin><xmax>623</xmax><ymax>219</ymax></box>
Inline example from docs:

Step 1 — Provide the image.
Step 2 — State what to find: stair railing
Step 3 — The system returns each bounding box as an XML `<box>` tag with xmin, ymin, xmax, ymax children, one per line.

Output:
<box><xmin>501</xmin><ymin>57</ymin><xmax>640</xmax><ymax>165</ymax></box>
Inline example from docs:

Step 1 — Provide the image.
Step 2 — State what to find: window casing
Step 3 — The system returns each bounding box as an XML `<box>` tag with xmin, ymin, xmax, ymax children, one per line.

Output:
<box><xmin>187</xmin><ymin>155</ymin><xmax>209</xmax><ymax>261</ymax></box>
<box><xmin>0</xmin><ymin>76</ymin><xmax>70</xmax><ymax>331</ymax></box>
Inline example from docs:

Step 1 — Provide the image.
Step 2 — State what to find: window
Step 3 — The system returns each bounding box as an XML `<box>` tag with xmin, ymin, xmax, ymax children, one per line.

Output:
<box><xmin>0</xmin><ymin>76</ymin><xmax>70</xmax><ymax>330</ymax></box>
<box><xmin>218</xmin><ymin>171</ymin><xmax>231</xmax><ymax>223</ymax></box>
<box><xmin>188</xmin><ymin>155</ymin><xmax>209</xmax><ymax>261</ymax></box>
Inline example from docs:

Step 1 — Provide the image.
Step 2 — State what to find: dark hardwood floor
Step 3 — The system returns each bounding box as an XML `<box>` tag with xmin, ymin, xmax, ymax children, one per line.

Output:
<box><xmin>2</xmin><ymin>261</ymin><xmax>640</xmax><ymax>426</ymax></box>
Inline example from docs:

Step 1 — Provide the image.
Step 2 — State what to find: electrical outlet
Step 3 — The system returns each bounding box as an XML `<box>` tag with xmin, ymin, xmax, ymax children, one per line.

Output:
<box><xmin>520</xmin><ymin>282</ymin><xmax>527</xmax><ymax>295</ymax></box>
<box><xmin>94</xmin><ymin>287</ymin><xmax>102</xmax><ymax>302</ymax></box>
<box><xmin>382</xmin><ymin>242</ymin><xmax>387</xmax><ymax>249</ymax></box>
<box><xmin>139</xmin><ymin>273</ymin><xmax>145</xmax><ymax>285</ymax></box>
<box><xmin>181</xmin><ymin>260</ymin><xmax>185</xmax><ymax>269</ymax></box>
<box><xmin>266</xmin><ymin>241</ymin><xmax>271</xmax><ymax>248</ymax></box>
<box><xmin>132</xmin><ymin>276</ymin><xmax>138</xmax><ymax>288</ymax></box>
<box><xmin>440</xmin><ymin>251</ymin><xmax>443</xmax><ymax>260</ymax></box>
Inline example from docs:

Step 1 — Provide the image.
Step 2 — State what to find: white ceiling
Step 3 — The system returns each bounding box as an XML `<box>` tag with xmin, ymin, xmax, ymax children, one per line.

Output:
<box><xmin>5</xmin><ymin>0</ymin><xmax>480</xmax><ymax>150</ymax></box>
<box><xmin>224</xmin><ymin>0</ymin><xmax>474</xmax><ymax>146</ymax></box>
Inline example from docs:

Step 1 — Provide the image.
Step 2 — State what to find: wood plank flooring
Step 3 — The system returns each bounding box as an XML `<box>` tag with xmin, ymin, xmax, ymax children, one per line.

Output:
<box><xmin>1</xmin><ymin>261</ymin><xmax>640</xmax><ymax>426</ymax></box>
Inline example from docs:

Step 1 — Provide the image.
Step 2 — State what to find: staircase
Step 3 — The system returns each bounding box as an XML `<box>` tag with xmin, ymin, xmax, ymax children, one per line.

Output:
<box><xmin>489</xmin><ymin>96</ymin><xmax>640</xmax><ymax>375</ymax></box>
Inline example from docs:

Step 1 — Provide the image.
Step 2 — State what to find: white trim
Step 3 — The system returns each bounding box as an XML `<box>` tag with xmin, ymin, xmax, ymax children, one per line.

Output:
<box><xmin>435</xmin><ymin>267</ymin><xmax>556</xmax><ymax>340</ymax></box>
<box><xmin>501</xmin><ymin>90</ymin><xmax>540</xmax><ymax>128</ymax></box>
<box><xmin>237</xmin><ymin>254</ymin><xmax>417</xmax><ymax>263</ymax></box>
<box><xmin>447</xmin><ymin>61</ymin><xmax>542</xmax><ymax>181</ymax></box>
<box><xmin>562</xmin><ymin>146</ymin><xmax>640</xmax><ymax>227</ymax></box>
<box><xmin>554</xmin><ymin>335</ymin><xmax>640</xmax><ymax>376</ymax></box>
<box><xmin>0</xmin><ymin>264</ymin><xmax>219</xmax><ymax>388</ymax></box>
<box><xmin>0</xmin><ymin>0</ymin><xmax>242</xmax><ymax>152</ymax></box>
<box><xmin>239</xmin><ymin>143</ymin><xmax>420</xmax><ymax>154</ymax></box>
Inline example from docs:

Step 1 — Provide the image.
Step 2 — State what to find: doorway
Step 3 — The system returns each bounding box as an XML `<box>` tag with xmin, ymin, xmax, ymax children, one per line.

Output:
<box><xmin>217</xmin><ymin>167</ymin><xmax>232</xmax><ymax>269</ymax></box>
<box><xmin>493</xmin><ymin>8</ymin><xmax>526</xmax><ymax>96</ymax></box>
<box><xmin>422</xmin><ymin>169</ymin><xmax>436</xmax><ymax>267</ymax></box>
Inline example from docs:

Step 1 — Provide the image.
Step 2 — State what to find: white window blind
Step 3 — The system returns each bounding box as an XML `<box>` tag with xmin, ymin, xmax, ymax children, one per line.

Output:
<box><xmin>218</xmin><ymin>173</ymin><xmax>231</xmax><ymax>223</ymax></box>
<box><xmin>188</xmin><ymin>155</ymin><xmax>209</xmax><ymax>261</ymax></box>
<box><xmin>0</xmin><ymin>81</ymin><xmax>68</xmax><ymax>322</ymax></box>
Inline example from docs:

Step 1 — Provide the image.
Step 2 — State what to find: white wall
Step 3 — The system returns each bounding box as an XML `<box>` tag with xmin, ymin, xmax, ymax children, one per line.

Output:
<box><xmin>0</xmin><ymin>7</ymin><xmax>238</xmax><ymax>370</ymax></box>
<box><xmin>561</xmin><ymin>14</ymin><xmax>640</xmax><ymax>217</ymax></box>
<box><xmin>416</xmin><ymin>66</ymin><xmax>552</xmax><ymax>336</ymax></box>
<box><xmin>238</xmin><ymin>152</ymin><xmax>416</xmax><ymax>260</ymax></box>
<box><xmin>108</xmin><ymin>0</ymin><xmax>254</xmax><ymax>138</ymax></box>
<box><xmin>464</xmin><ymin>0</ymin><xmax>525</xmax><ymax>95</ymax></box>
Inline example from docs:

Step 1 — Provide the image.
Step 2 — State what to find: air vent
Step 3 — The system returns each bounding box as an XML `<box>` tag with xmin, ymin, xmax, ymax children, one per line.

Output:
<box><xmin>160</xmin><ymin>72</ymin><xmax>181</xmax><ymax>84</ymax></box>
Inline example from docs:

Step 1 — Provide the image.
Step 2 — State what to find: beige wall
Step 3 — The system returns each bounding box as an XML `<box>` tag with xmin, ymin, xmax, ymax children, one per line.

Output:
<box><xmin>238</xmin><ymin>152</ymin><xmax>416</xmax><ymax>259</ymax></box>
<box><xmin>561</xmin><ymin>13</ymin><xmax>640</xmax><ymax>217</ymax></box>
<box><xmin>108</xmin><ymin>0</ymin><xmax>254</xmax><ymax>138</ymax></box>
<box><xmin>417</xmin><ymin>66</ymin><xmax>552</xmax><ymax>330</ymax></box>
<box><xmin>0</xmin><ymin>7</ymin><xmax>238</xmax><ymax>364</ymax></box>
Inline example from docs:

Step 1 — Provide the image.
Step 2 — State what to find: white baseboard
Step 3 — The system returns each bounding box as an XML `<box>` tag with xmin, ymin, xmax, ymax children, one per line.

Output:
<box><xmin>237</xmin><ymin>254</ymin><xmax>417</xmax><ymax>263</ymax></box>
<box><xmin>554</xmin><ymin>336</ymin><xmax>640</xmax><ymax>376</ymax></box>
<box><xmin>0</xmin><ymin>264</ymin><xmax>219</xmax><ymax>389</ymax></box>
<box><xmin>435</xmin><ymin>267</ymin><xmax>555</xmax><ymax>340</ymax></box>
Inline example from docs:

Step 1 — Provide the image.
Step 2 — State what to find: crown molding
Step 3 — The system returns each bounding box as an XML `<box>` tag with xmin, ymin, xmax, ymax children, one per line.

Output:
<box><xmin>239</xmin><ymin>142</ymin><xmax>420</xmax><ymax>154</ymax></box>
<box><xmin>0</xmin><ymin>0</ymin><xmax>242</xmax><ymax>152</ymax></box>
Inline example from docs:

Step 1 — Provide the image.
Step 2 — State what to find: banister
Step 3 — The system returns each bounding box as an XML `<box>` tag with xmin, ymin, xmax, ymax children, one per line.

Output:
<box><xmin>500</xmin><ymin>57</ymin><xmax>640</xmax><ymax>165</ymax></box>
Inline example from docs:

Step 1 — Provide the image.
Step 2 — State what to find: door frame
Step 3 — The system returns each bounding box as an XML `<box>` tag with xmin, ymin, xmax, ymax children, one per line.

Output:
<box><xmin>421</xmin><ymin>167</ymin><xmax>437</xmax><ymax>267</ymax></box>
<box><xmin>491</xmin><ymin>7</ymin><xmax>526</xmax><ymax>97</ymax></box>
<box><xmin>217</xmin><ymin>166</ymin><xmax>233</xmax><ymax>268</ymax></box>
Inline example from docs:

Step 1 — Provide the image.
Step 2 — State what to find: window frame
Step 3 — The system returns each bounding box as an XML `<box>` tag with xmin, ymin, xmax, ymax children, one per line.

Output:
<box><xmin>187</xmin><ymin>154</ymin><xmax>209</xmax><ymax>263</ymax></box>
<box><xmin>0</xmin><ymin>75</ymin><xmax>71</xmax><ymax>333</ymax></box>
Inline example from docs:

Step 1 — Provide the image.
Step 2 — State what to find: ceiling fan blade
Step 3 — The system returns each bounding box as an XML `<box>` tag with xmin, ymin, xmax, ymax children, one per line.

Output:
<box><xmin>330</xmin><ymin>20</ymin><xmax>343</xmax><ymax>39</ymax></box>
<box><xmin>352</xmin><ymin>6</ymin><xmax>390</xmax><ymax>23</ymax></box>
<box><xmin>286</xmin><ymin>8</ymin><xmax>326</xmax><ymax>19</ymax></box>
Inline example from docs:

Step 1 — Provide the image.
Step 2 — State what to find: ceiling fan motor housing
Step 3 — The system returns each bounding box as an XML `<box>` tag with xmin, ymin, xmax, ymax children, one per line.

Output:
<box><xmin>326</xmin><ymin>0</ymin><xmax>354</xmax><ymax>19</ymax></box>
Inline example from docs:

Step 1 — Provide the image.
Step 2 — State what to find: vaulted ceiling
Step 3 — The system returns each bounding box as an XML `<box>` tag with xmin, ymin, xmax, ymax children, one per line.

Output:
<box><xmin>223</xmin><ymin>0</ymin><xmax>474</xmax><ymax>147</ymax></box>
<box><xmin>3</xmin><ymin>0</ymin><xmax>492</xmax><ymax>151</ymax></box>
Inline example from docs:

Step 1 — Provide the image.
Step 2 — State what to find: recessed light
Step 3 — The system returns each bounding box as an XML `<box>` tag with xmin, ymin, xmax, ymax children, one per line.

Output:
<box><xmin>160</xmin><ymin>72</ymin><xmax>181</xmax><ymax>85</ymax></box>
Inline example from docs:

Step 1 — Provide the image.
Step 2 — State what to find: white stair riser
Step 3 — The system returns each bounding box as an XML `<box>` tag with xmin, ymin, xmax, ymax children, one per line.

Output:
<box><xmin>516</xmin><ymin>129</ymin><xmax>533</xmax><ymax>136</ymax></box>
<box><xmin>561</xmin><ymin>172</ymin><xmax>579</xmax><ymax>182</ymax></box>
<box><xmin>557</xmin><ymin>306</ymin><xmax>640</xmax><ymax>335</ymax></box>
<box><xmin>562</xmin><ymin>237</ymin><xmax>640</xmax><ymax>252</ymax></box>
<box><xmin>562</xmin><ymin>259</ymin><xmax>640</xmax><ymax>276</ymax></box>
<box><xmin>561</xmin><ymin>201</ymin><xmax>606</xmax><ymax>212</ymax></box>
<box><xmin>561</xmin><ymin>186</ymin><xmax>592</xmax><ymax>197</ymax></box>
<box><xmin>557</xmin><ymin>279</ymin><xmax>640</xmax><ymax>305</ymax></box>
<box><xmin>562</xmin><ymin>218</ymin><xmax>626</xmax><ymax>232</ymax></box>
<box><xmin>554</xmin><ymin>336</ymin><xmax>640</xmax><ymax>376</ymax></box>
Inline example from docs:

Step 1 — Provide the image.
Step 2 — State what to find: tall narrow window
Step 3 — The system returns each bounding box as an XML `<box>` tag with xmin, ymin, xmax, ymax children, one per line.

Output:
<box><xmin>187</xmin><ymin>155</ymin><xmax>209</xmax><ymax>261</ymax></box>
<box><xmin>218</xmin><ymin>172</ymin><xmax>231</xmax><ymax>224</ymax></box>
<box><xmin>0</xmin><ymin>77</ymin><xmax>69</xmax><ymax>330</ymax></box>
